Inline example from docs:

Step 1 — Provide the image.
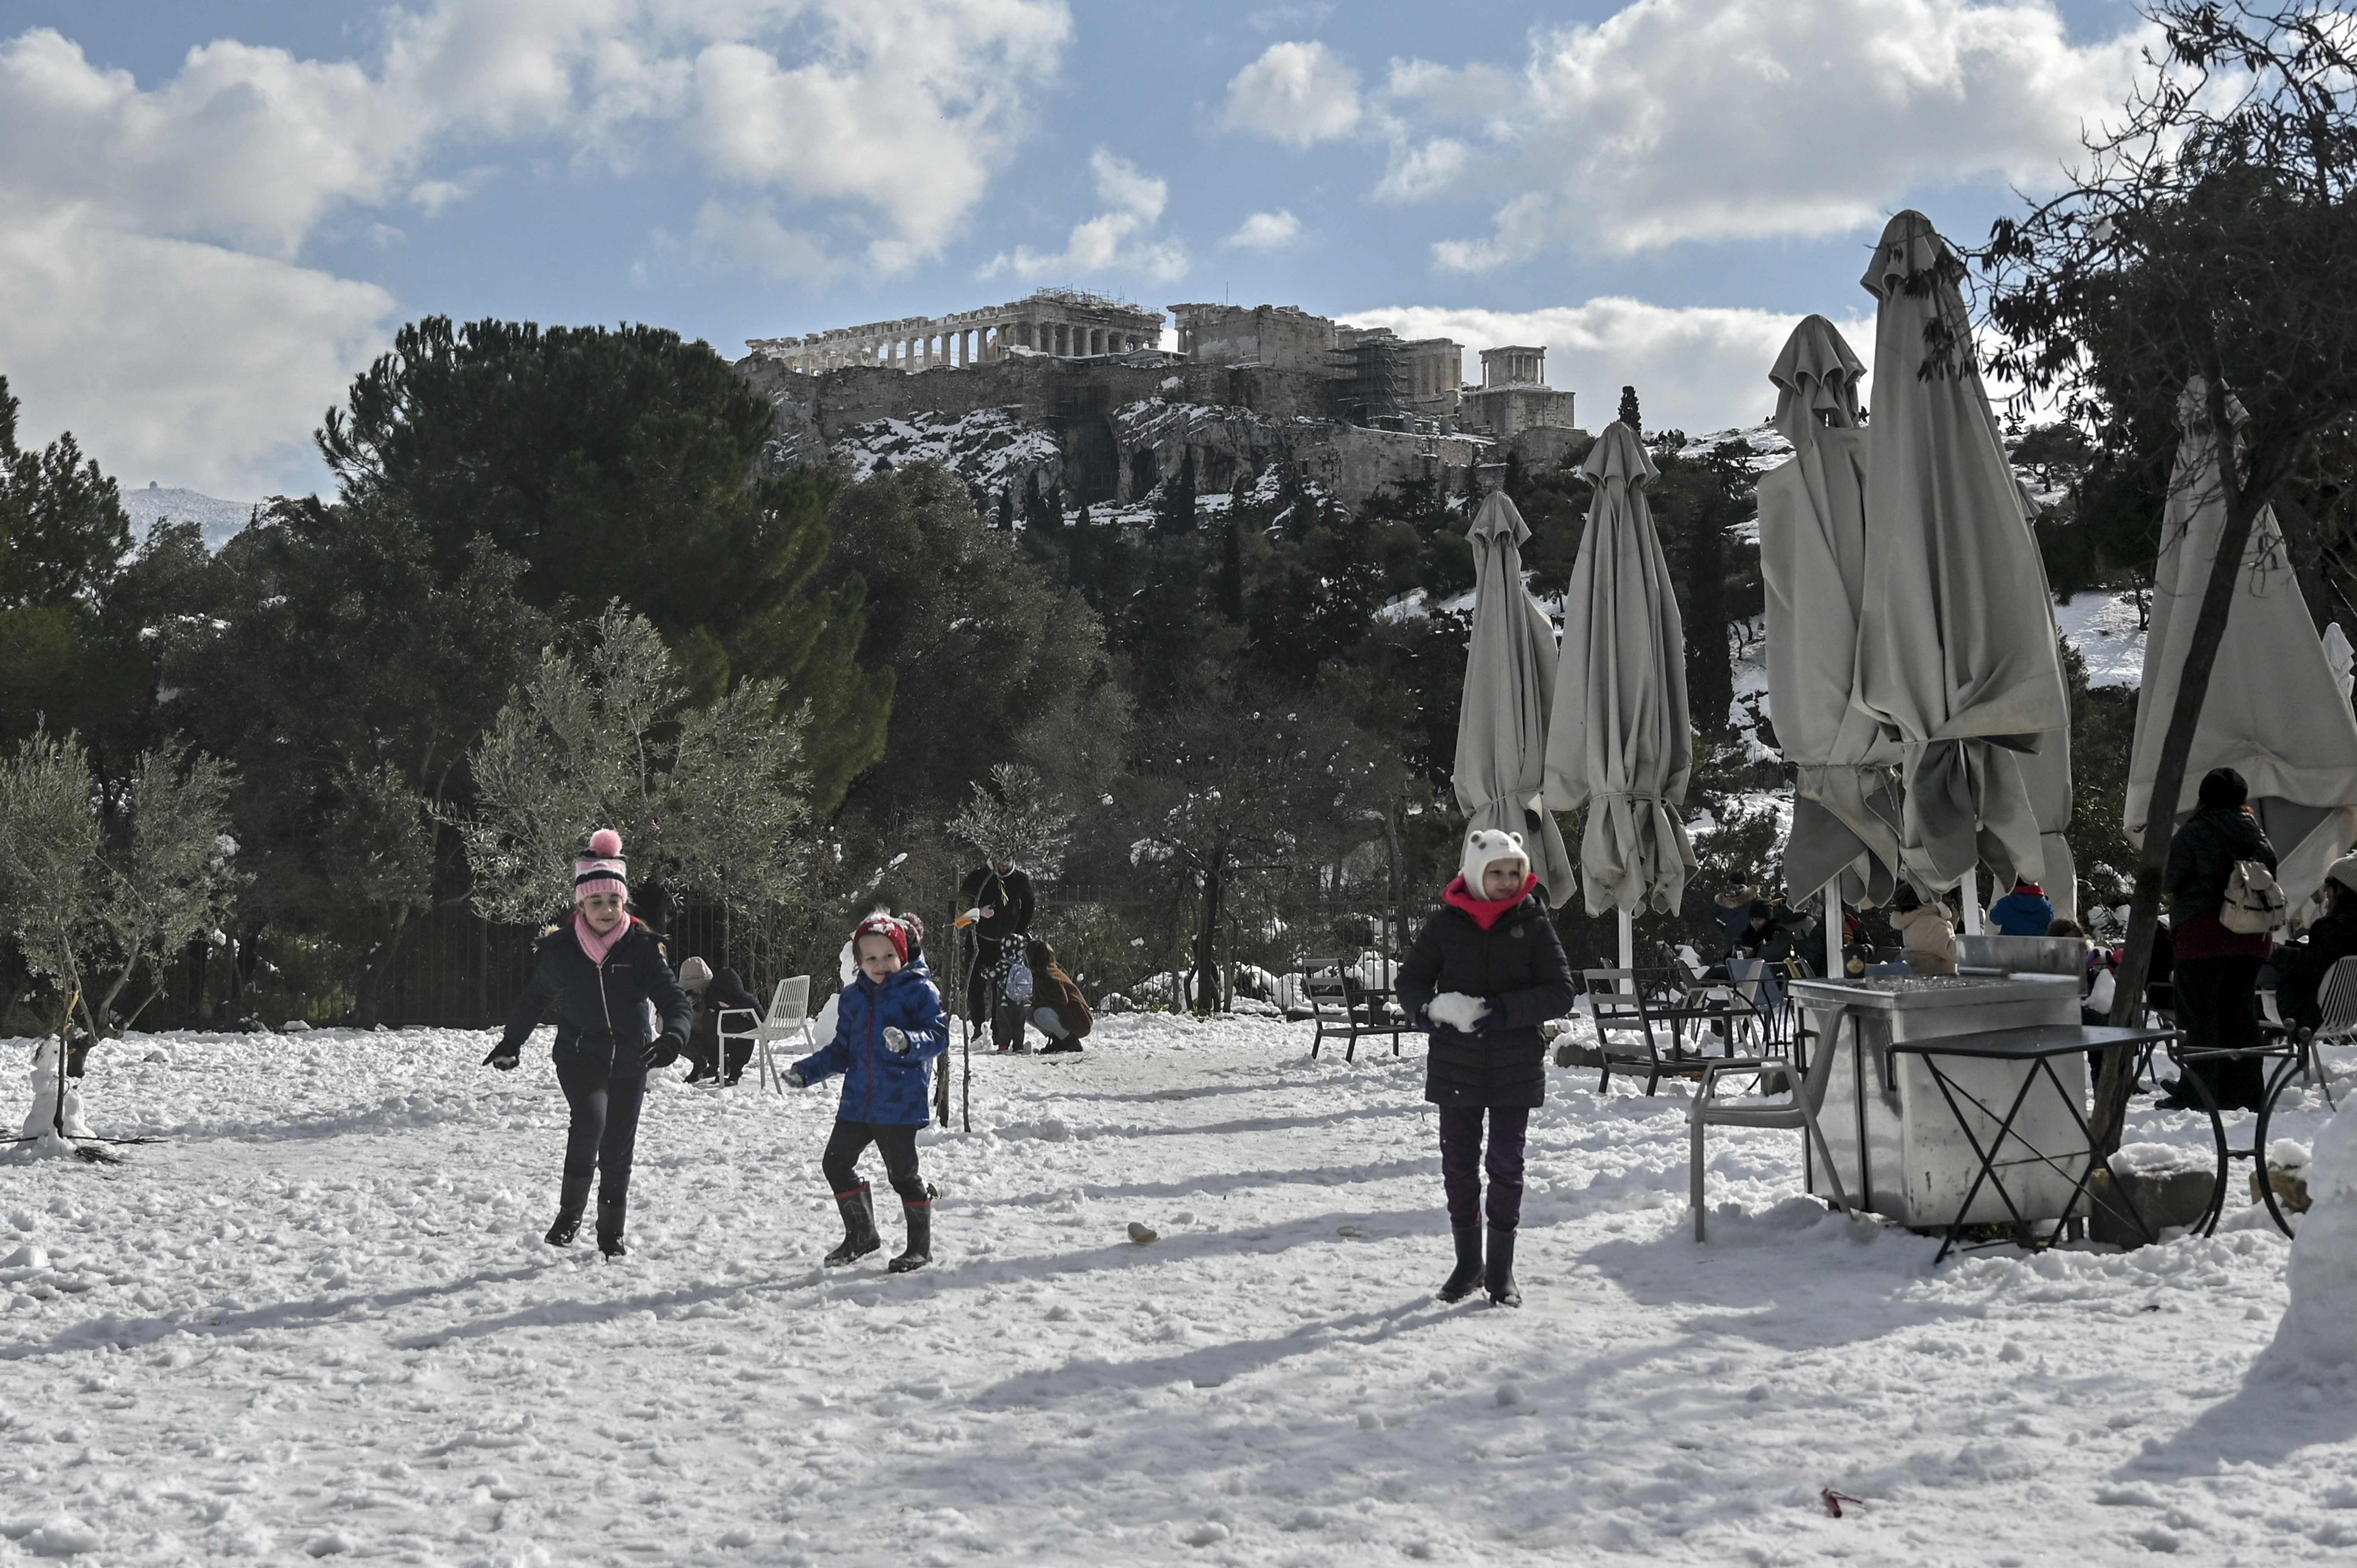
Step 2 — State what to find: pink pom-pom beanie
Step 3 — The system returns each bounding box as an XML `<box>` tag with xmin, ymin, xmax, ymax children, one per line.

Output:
<box><xmin>574</xmin><ymin>829</ymin><xmax>629</xmax><ymax>905</ymax></box>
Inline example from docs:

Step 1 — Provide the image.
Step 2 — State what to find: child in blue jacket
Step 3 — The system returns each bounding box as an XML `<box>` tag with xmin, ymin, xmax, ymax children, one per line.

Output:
<box><xmin>788</xmin><ymin>912</ymin><xmax>950</xmax><ymax>1271</ymax></box>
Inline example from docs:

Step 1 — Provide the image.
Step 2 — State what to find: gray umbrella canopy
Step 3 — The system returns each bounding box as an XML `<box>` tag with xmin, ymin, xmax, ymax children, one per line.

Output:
<box><xmin>1852</xmin><ymin>210</ymin><xmax>2070</xmax><ymax>895</ymax></box>
<box><xmin>1452</xmin><ymin>491</ymin><xmax>1578</xmax><ymax>906</ymax></box>
<box><xmin>2127</xmin><ymin>378</ymin><xmax>2357</xmax><ymax>905</ymax></box>
<box><xmin>1545</xmin><ymin>423</ymin><xmax>1697</xmax><ymax>916</ymax></box>
<box><xmin>1756</xmin><ymin>314</ymin><xmax>1904</xmax><ymax>906</ymax></box>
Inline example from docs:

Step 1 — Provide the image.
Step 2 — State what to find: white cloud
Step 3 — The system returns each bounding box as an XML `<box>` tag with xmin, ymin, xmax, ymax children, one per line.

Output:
<box><xmin>0</xmin><ymin>2</ymin><xmax>1073</xmax><ymax>493</ymax></box>
<box><xmin>1220</xmin><ymin>40</ymin><xmax>1362</xmax><ymax>148</ymax></box>
<box><xmin>1338</xmin><ymin>299</ymin><xmax>1880</xmax><ymax>438</ymax></box>
<box><xmin>982</xmin><ymin>149</ymin><xmax>1188</xmax><ymax>284</ymax></box>
<box><xmin>1379</xmin><ymin>0</ymin><xmax>2147</xmax><ymax>265</ymax></box>
<box><xmin>0</xmin><ymin>202</ymin><xmax>394</xmax><ymax>496</ymax></box>
<box><xmin>1225</xmin><ymin>210</ymin><xmax>1302</xmax><ymax>250</ymax></box>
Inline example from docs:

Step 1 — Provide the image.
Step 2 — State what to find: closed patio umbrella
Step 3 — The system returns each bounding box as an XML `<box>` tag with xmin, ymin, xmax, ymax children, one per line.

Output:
<box><xmin>2126</xmin><ymin>378</ymin><xmax>2357</xmax><ymax>906</ymax></box>
<box><xmin>1756</xmin><ymin>314</ymin><xmax>1903</xmax><ymax>908</ymax></box>
<box><xmin>1453</xmin><ymin>490</ymin><xmax>1577</xmax><ymax>907</ymax></box>
<box><xmin>1852</xmin><ymin>211</ymin><xmax>2071</xmax><ymax>897</ymax></box>
<box><xmin>1546</xmin><ymin>422</ymin><xmax>1696</xmax><ymax>918</ymax></box>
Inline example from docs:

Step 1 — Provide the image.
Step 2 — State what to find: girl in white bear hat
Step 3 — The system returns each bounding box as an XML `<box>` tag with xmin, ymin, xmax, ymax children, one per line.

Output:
<box><xmin>1396</xmin><ymin>828</ymin><xmax>1576</xmax><ymax>1307</ymax></box>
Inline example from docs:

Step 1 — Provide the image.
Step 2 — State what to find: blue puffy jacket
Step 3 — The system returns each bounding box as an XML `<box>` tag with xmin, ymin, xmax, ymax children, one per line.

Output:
<box><xmin>1989</xmin><ymin>889</ymin><xmax>2055</xmax><ymax>938</ymax></box>
<box><xmin>792</xmin><ymin>959</ymin><xmax>950</xmax><ymax>1126</ymax></box>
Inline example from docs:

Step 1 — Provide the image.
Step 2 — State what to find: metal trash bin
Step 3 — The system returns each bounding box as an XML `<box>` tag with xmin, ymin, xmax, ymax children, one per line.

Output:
<box><xmin>1790</xmin><ymin>975</ymin><xmax>2085</xmax><ymax>1227</ymax></box>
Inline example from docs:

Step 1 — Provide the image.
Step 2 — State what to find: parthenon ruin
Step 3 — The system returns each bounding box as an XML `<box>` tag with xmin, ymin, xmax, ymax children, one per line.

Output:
<box><xmin>747</xmin><ymin>288</ymin><xmax>1167</xmax><ymax>376</ymax></box>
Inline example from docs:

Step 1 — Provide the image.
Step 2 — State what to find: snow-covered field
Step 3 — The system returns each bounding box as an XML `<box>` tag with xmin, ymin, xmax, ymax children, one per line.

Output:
<box><xmin>5</xmin><ymin>1016</ymin><xmax>2355</xmax><ymax>1565</ymax></box>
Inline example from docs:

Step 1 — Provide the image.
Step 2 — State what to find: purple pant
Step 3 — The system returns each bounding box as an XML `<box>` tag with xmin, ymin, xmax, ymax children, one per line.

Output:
<box><xmin>1438</xmin><ymin>1105</ymin><xmax>1529</xmax><ymax>1232</ymax></box>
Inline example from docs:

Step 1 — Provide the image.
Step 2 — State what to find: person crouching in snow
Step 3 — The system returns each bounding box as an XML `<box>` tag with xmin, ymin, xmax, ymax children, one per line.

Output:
<box><xmin>786</xmin><ymin>913</ymin><xmax>949</xmax><ymax>1272</ymax></box>
<box><xmin>1398</xmin><ymin>829</ymin><xmax>1576</xmax><ymax>1308</ymax></box>
<box><xmin>484</xmin><ymin>830</ymin><xmax>692</xmax><ymax>1259</ymax></box>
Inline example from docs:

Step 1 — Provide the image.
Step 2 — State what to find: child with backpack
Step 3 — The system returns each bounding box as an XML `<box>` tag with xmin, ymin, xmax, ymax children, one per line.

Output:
<box><xmin>785</xmin><ymin>912</ymin><xmax>950</xmax><ymax>1271</ymax></box>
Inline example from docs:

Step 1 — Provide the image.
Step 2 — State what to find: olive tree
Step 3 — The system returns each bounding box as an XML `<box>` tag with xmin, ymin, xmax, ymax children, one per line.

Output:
<box><xmin>455</xmin><ymin>602</ymin><xmax>812</xmax><ymax>928</ymax></box>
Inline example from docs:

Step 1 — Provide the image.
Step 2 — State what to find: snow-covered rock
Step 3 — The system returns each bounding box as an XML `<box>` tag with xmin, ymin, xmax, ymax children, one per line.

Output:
<box><xmin>2274</xmin><ymin>1100</ymin><xmax>2357</xmax><ymax>1367</ymax></box>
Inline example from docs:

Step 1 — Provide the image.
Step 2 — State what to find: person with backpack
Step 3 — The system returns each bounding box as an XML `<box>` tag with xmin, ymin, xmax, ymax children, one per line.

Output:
<box><xmin>959</xmin><ymin>855</ymin><xmax>1035</xmax><ymax>1051</ymax></box>
<box><xmin>2157</xmin><ymin>767</ymin><xmax>2278</xmax><ymax>1113</ymax></box>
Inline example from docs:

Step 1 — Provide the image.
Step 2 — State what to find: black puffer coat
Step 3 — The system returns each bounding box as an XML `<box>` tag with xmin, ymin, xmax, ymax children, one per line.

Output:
<box><xmin>493</xmin><ymin>917</ymin><xmax>693</xmax><ymax>1078</ymax></box>
<box><xmin>2166</xmin><ymin>805</ymin><xmax>2276</xmax><ymax>923</ymax></box>
<box><xmin>1398</xmin><ymin>891</ymin><xmax>1577</xmax><ymax>1109</ymax></box>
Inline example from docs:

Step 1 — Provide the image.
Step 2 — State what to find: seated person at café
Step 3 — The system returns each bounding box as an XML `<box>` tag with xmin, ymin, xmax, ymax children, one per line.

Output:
<box><xmin>1889</xmin><ymin>884</ymin><xmax>1959</xmax><ymax>977</ymax></box>
<box><xmin>677</xmin><ymin>956</ymin><xmax>764</xmax><ymax>1084</ymax></box>
<box><xmin>2273</xmin><ymin>856</ymin><xmax>2357</xmax><ymax>1034</ymax></box>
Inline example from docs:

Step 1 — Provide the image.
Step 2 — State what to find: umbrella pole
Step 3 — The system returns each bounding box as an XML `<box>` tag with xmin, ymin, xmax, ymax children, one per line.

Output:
<box><xmin>1827</xmin><ymin>908</ymin><xmax>1843</xmax><ymax>981</ymax></box>
<box><xmin>1961</xmin><ymin>869</ymin><xmax>1983</xmax><ymax>936</ymax></box>
<box><xmin>1618</xmin><ymin>908</ymin><xmax>1634</xmax><ymax>987</ymax></box>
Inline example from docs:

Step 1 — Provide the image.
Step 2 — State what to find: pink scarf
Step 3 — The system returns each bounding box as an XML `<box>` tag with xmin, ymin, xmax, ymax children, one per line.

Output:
<box><xmin>573</xmin><ymin>909</ymin><xmax>629</xmax><ymax>965</ymax></box>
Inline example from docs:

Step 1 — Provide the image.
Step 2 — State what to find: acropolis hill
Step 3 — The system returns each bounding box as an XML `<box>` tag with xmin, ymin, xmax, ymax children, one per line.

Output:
<box><xmin>734</xmin><ymin>290</ymin><xmax>1581</xmax><ymax>516</ymax></box>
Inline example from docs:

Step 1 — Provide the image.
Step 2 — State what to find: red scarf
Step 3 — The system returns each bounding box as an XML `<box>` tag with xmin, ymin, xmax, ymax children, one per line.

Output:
<box><xmin>574</xmin><ymin>909</ymin><xmax>631</xmax><ymax>964</ymax></box>
<box><xmin>1443</xmin><ymin>872</ymin><xmax>1539</xmax><ymax>931</ymax></box>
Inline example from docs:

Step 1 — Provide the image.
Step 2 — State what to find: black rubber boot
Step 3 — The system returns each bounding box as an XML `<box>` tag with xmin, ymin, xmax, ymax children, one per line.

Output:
<box><xmin>545</xmin><ymin>1175</ymin><xmax>590</xmax><ymax>1247</ymax></box>
<box><xmin>889</xmin><ymin>1200</ymin><xmax>932</xmax><ymax>1273</ymax></box>
<box><xmin>1486</xmin><ymin>1226</ymin><xmax>1521</xmax><ymax>1308</ymax></box>
<box><xmin>825</xmin><ymin>1183</ymin><xmax>882</xmax><ymax>1267</ymax></box>
<box><xmin>1436</xmin><ymin>1225</ymin><xmax>1485</xmax><ymax>1303</ymax></box>
<box><xmin>596</xmin><ymin>1194</ymin><xmax>628</xmax><ymax>1260</ymax></box>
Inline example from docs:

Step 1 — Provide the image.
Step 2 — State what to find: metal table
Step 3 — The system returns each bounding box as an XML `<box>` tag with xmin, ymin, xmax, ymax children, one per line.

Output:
<box><xmin>1890</xmin><ymin>1023</ymin><xmax>2180</xmax><ymax>1263</ymax></box>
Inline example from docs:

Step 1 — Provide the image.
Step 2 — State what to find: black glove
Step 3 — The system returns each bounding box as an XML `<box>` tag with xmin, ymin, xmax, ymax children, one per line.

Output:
<box><xmin>482</xmin><ymin>1042</ymin><xmax>519</xmax><ymax>1071</ymax></box>
<box><xmin>646</xmin><ymin>1032</ymin><xmax>683</xmax><ymax>1070</ymax></box>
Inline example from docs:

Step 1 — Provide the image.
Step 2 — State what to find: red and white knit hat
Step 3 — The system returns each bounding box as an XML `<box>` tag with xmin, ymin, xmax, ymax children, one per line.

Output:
<box><xmin>574</xmin><ymin>829</ymin><xmax>629</xmax><ymax>905</ymax></box>
<box><xmin>853</xmin><ymin>911</ymin><xmax>910</xmax><ymax>963</ymax></box>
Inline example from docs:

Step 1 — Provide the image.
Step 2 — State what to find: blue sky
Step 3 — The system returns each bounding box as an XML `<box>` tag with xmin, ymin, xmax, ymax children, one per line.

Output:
<box><xmin>0</xmin><ymin>0</ymin><xmax>2148</xmax><ymax>497</ymax></box>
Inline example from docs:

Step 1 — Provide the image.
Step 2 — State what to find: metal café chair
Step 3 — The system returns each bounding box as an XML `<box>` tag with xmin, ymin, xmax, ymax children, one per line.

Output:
<box><xmin>1689</xmin><ymin>1005</ymin><xmax>1852</xmax><ymax>1241</ymax></box>
<box><xmin>1585</xmin><ymin>969</ymin><xmax>1735</xmax><ymax>1095</ymax></box>
<box><xmin>723</xmin><ymin>976</ymin><xmax>816</xmax><ymax>1094</ymax></box>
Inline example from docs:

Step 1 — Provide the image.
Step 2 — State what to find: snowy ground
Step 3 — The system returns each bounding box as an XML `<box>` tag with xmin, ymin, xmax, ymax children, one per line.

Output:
<box><xmin>5</xmin><ymin>1016</ymin><xmax>2355</xmax><ymax>1566</ymax></box>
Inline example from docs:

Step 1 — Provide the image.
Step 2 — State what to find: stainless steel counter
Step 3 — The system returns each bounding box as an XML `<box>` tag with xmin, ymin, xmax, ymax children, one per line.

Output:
<box><xmin>1788</xmin><ymin>975</ymin><xmax>2085</xmax><ymax>1228</ymax></box>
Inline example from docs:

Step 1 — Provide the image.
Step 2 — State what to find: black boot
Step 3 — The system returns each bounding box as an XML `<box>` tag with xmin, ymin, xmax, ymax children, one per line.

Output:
<box><xmin>596</xmin><ymin>1194</ymin><xmax>628</xmax><ymax>1260</ymax></box>
<box><xmin>825</xmin><ymin>1183</ymin><xmax>882</xmax><ymax>1267</ymax></box>
<box><xmin>1486</xmin><ymin>1226</ymin><xmax>1521</xmax><ymax>1308</ymax></box>
<box><xmin>546</xmin><ymin>1175</ymin><xmax>590</xmax><ymax>1247</ymax></box>
<box><xmin>889</xmin><ymin>1200</ymin><xmax>932</xmax><ymax>1273</ymax></box>
<box><xmin>1436</xmin><ymin>1225</ymin><xmax>1485</xmax><ymax>1303</ymax></box>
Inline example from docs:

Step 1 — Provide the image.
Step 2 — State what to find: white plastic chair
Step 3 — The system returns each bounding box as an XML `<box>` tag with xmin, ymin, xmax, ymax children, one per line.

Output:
<box><xmin>2302</xmin><ymin>955</ymin><xmax>2357</xmax><ymax>1106</ymax></box>
<box><xmin>1688</xmin><ymin>1006</ymin><xmax>1853</xmax><ymax>1241</ymax></box>
<box><xmin>721</xmin><ymin>976</ymin><xmax>814</xmax><ymax>1094</ymax></box>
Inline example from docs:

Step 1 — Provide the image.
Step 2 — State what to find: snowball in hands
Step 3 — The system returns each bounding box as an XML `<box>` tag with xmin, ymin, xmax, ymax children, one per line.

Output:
<box><xmin>1426</xmin><ymin>992</ymin><xmax>1490</xmax><ymax>1032</ymax></box>
<box><xmin>784</xmin><ymin>1067</ymin><xmax>807</xmax><ymax>1088</ymax></box>
<box><xmin>884</xmin><ymin>1027</ymin><xmax>911</xmax><ymax>1054</ymax></box>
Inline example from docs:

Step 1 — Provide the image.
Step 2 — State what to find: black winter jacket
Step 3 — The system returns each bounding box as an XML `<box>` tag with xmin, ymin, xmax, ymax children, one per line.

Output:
<box><xmin>1398</xmin><ymin>892</ymin><xmax>1577</xmax><ymax>1109</ymax></box>
<box><xmin>689</xmin><ymin>965</ymin><xmax>765</xmax><ymax>1051</ymax></box>
<box><xmin>493</xmin><ymin>917</ymin><xmax>694</xmax><ymax>1078</ymax></box>
<box><xmin>959</xmin><ymin>866</ymin><xmax>1034</xmax><ymax>943</ymax></box>
<box><xmin>2165</xmin><ymin>805</ymin><xmax>2277</xmax><ymax>923</ymax></box>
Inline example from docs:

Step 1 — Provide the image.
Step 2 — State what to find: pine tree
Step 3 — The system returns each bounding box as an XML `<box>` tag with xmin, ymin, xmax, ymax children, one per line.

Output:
<box><xmin>1617</xmin><ymin>385</ymin><xmax>1642</xmax><ymax>433</ymax></box>
<box><xmin>315</xmin><ymin>317</ymin><xmax>884</xmax><ymax>810</ymax></box>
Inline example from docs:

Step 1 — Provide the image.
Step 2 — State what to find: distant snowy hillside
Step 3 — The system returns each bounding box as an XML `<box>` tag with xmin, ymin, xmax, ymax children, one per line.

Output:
<box><xmin>121</xmin><ymin>484</ymin><xmax>255</xmax><ymax>551</ymax></box>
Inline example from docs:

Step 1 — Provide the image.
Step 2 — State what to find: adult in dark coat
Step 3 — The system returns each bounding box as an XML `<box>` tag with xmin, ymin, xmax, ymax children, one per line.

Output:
<box><xmin>1398</xmin><ymin>829</ymin><xmax>1577</xmax><ymax>1310</ymax></box>
<box><xmin>959</xmin><ymin>856</ymin><xmax>1035</xmax><ymax>1051</ymax></box>
<box><xmin>484</xmin><ymin>830</ymin><xmax>693</xmax><ymax>1258</ymax></box>
<box><xmin>2160</xmin><ymin>767</ymin><xmax>2278</xmax><ymax>1112</ymax></box>
<box><xmin>2274</xmin><ymin>857</ymin><xmax>2357</xmax><ymax>1033</ymax></box>
<box><xmin>677</xmin><ymin>957</ymin><xmax>765</xmax><ymax>1084</ymax></box>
